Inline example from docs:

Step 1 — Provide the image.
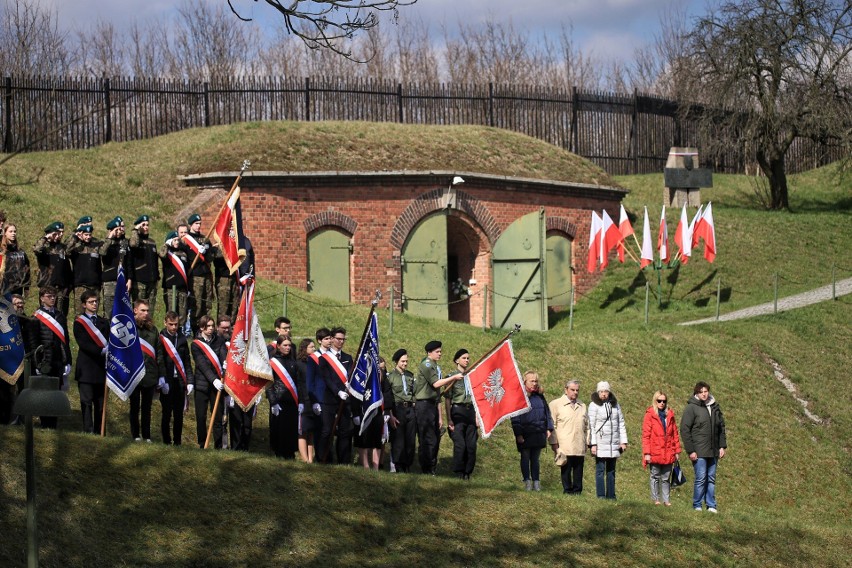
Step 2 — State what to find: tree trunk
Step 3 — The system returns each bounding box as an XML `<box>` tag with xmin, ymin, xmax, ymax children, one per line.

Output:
<box><xmin>756</xmin><ymin>149</ymin><xmax>790</xmax><ymax>211</ymax></box>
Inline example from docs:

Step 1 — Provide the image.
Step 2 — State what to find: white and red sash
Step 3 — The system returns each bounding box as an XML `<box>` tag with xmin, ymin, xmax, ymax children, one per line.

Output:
<box><xmin>192</xmin><ymin>338</ymin><xmax>223</xmax><ymax>379</ymax></box>
<box><xmin>309</xmin><ymin>351</ymin><xmax>321</xmax><ymax>365</ymax></box>
<box><xmin>184</xmin><ymin>234</ymin><xmax>206</xmax><ymax>262</ymax></box>
<box><xmin>35</xmin><ymin>309</ymin><xmax>67</xmax><ymax>344</ymax></box>
<box><xmin>270</xmin><ymin>358</ymin><xmax>298</xmax><ymax>401</ymax></box>
<box><xmin>167</xmin><ymin>252</ymin><xmax>188</xmax><ymax>286</ymax></box>
<box><xmin>160</xmin><ymin>335</ymin><xmax>187</xmax><ymax>384</ymax></box>
<box><xmin>322</xmin><ymin>351</ymin><xmax>348</xmax><ymax>384</ymax></box>
<box><xmin>139</xmin><ymin>337</ymin><xmax>155</xmax><ymax>359</ymax></box>
<box><xmin>75</xmin><ymin>314</ymin><xmax>107</xmax><ymax>349</ymax></box>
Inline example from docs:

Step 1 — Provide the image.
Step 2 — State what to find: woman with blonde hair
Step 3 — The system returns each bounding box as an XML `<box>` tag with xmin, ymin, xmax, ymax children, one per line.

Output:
<box><xmin>511</xmin><ymin>371</ymin><xmax>553</xmax><ymax>491</ymax></box>
<box><xmin>641</xmin><ymin>390</ymin><xmax>681</xmax><ymax>506</ymax></box>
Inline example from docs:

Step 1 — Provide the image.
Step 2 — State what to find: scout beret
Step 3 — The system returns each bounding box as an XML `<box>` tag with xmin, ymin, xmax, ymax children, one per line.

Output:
<box><xmin>135</xmin><ymin>215</ymin><xmax>150</xmax><ymax>225</ymax></box>
<box><xmin>453</xmin><ymin>349</ymin><xmax>469</xmax><ymax>362</ymax></box>
<box><xmin>79</xmin><ymin>225</ymin><xmax>93</xmax><ymax>234</ymax></box>
<box><xmin>76</xmin><ymin>216</ymin><xmax>93</xmax><ymax>229</ymax></box>
<box><xmin>106</xmin><ymin>216</ymin><xmax>124</xmax><ymax>230</ymax></box>
<box><xmin>392</xmin><ymin>348</ymin><xmax>407</xmax><ymax>363</ymax></box>
<box><xmin>165</xmin><ymin>230</ymin><xmax>178</xmax><ymax>243</ymax></box>
<box><xmin>187</xmin><ymin>213</ymin><xmax>201</xmax><ymax>224</ymax></box>
<box><xmin>43</xmin><ymin>221</ymin><xmax>64</xmax><ymax>233</ymax></box>
<box><xmin>424</xmin><ymin>340</ymin><xmax>442</xmax><ymax>353</ymax></box>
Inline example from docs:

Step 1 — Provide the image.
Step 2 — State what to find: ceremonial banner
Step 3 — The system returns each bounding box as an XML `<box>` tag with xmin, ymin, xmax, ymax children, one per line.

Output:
<box><xmin>348</xmin><ymin>312</ymin><xmax>382</xmax><ymax>435</ymax></box>
<box><xmin>224</xmin><ymin>279</ymin><xmax>271</xmax><ymax>411</ymax></box>
<box><xmin>106</xmin><ymin>265</ymin><xmax>145</xmax><ymax>400</ymax></box>
<box><xmin>467</xmin><ymin>340</ymin><xmax>530</xmax><ymax>438</ymax></box>
<box><xmin>210</xmin><ymin>186</ymin><xmax>247</xmax><ymax>274</ymax></box>
<box><xmin>0</xmin><ymin>294</ymin><xmax>25</xmax><ymax>385</ymax></box>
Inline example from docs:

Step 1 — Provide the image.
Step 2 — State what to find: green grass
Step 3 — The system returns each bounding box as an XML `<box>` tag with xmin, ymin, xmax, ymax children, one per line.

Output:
<box><xmin>0</xmin><ymin>122</ymin><xmax>850</xmax><ymax>567</ymax></box>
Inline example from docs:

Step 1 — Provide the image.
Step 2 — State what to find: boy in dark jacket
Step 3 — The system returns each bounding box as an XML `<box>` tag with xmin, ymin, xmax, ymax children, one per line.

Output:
<box><xmin>680</xmin><ymin>381</ymin><xmax>727</xmax><ymax>513</ymax></box>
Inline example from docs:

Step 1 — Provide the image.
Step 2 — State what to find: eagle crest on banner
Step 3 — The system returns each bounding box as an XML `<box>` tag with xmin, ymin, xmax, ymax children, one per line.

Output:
<box><xmin>231</xmin><ymin>335</ymin><xmax>247</xmax><ymax>366</ymax></box>
<box><xmin>483</xmin><ymin>368</ymin><xmax>505</xmax><ymax>406</ymax></box>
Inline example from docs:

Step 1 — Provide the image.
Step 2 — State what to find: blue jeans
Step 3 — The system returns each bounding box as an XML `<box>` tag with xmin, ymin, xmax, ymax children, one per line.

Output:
<box><xmin>692</xmin><ymin>457</ymin><xmax>718</xmax><ymax>509</ymax></box>
<box><xmin>520</xmin><ymin>447</ymin><xmax>542</xmax><ymax>481</ymax></box>
<box><xmin>595</xmin><ymin>457</ymin><xmax>617</xmax><ymax>499</ymax></box>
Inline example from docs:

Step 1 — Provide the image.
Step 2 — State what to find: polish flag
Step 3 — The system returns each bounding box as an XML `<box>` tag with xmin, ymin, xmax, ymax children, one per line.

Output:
<box><xmin>600</xmin><ymin>210</ymin><xmax>622</xmax><ymax>270</ymax></box>
<box><xmin>657</xmin><ymin>206</ymin><xmax>669</xmax><ymax>263</ymax></box>
<box><xmin>617</xmin><ymin>204</ymin><xmax>634</xmax><ymax>263</ymax></box>
<box><xmin>640</xmin><ymin>207</ymin><xmax>654</xmax><ymax>268</ymax></box>
<box><xmin>587</xmin><ymin>211</ymin><xmax>602</xmax><ymax>273</ymax></box>
<box><xmin>690</xmin><ymin>204</ymin><xmax>705</xmax><ymax>248</ymax></box>
<box><xmin>694</xmin><ymin>202</ymin><xmax>716</xmax><ymax>262</ymax></box>
<box><xmin>673</xmin><ymin>204</ymin><xmax>692</xmax><ymax>264</ymax></box>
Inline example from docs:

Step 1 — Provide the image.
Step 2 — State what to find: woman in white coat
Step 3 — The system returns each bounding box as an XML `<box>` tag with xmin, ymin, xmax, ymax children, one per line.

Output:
<box><xmin>587</xmin><ymin>381</ymin><xmax>628</xmax><ymax>499</ymax></box>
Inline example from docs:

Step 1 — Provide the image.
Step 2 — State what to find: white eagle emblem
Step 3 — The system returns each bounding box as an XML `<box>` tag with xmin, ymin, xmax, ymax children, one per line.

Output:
<box><xmin>231</xmin><ymin>335</ymin><xmax>247</xmax><ymax>366</ymax></box>
<box><xmin>483</xmin><ymin>368</ymin><xmax>505</xmax><ymax>406</ymax></box>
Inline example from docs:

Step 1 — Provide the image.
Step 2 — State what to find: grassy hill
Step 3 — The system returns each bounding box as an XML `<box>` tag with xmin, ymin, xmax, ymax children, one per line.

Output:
<box><xmin>0</xmin><ymin>123</ymin><xmax>850</xmax><ymax>567</ymax></box>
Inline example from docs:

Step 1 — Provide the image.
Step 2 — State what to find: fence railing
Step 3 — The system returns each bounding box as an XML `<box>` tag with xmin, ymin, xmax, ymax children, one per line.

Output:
<box><xmin>1</xmin><ymin>75</ymin><xmax>845</xmax><ymax>175</ymax></box>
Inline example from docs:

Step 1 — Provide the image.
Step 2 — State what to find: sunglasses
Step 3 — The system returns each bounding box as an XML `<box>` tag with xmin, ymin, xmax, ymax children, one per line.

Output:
<box><xmin>656</xmin><ymin>399</ymin><xmax>667</xmax><ymax>403</ymax></box>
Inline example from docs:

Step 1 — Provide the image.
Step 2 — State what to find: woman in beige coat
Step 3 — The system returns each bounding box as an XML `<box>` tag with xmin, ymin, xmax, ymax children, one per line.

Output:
<box><xmin>549</xmin><ymin>380</ymin><xmax>589</xmax><ymax>494</ymax></box>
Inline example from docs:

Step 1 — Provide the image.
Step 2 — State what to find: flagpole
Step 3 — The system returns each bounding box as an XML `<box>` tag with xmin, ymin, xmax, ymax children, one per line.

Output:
<box><xmin>100</xmin><ymin>380</ymin><xmax>109</xmax><ymax>437</ymax></box>
<box><xmin>321</xmin><ymin>290</ymin><xmax>381</xmax><ymax>464</ymax></box>
<box><xmin>439</xmin><ymin>324</ymin><xmax>522</xmax><ymax>399</ymax></box>
<box><xmin>204</xmin><ymin>390</ymin><xmax>223</xmax><ymax>449</ymax></box>
<box><xmin>189</xmin><ymin>160</ymin><xmax>250</xmax><ymax>273</ymax></box>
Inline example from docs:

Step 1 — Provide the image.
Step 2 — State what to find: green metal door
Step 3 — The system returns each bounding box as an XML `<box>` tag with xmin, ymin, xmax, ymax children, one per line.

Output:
<box><xmin>401</xmin><ymin>213</ymin><xmax>448</xmax><ymax>320</ymax></box>
<box><xmin>546</xmin><ymin>234</ymin><xmax>573</xmax><ymax>309</ymax></box>
<box><xmin>492</xmin><ymin>209</ymin><xmax>548</xmax><ymax>331</ymax></box>
<box><xmin>307</xmin><ymin>228</ymin><xmax>351</xmax><ymax>303</ymax></box>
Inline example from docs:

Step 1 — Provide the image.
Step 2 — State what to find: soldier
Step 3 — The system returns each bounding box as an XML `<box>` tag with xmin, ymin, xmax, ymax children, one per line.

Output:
<box><xmin>129</xmin><ymin>215</ymin><xmax>160</xmax><ymax>315</ymax></box>
<box><xmin>1</xmin><ymin>223</ymin><xmax>31</xmax><ymax>297</ymax></box>
<box><xmin>32</xmin><ymin>221</ymin><xmax>73</xmax><ymax>318</ymax></box>
<box><xmin>31</xmin><ymin>286</ymin><xmax>72</xmax><ymax>429</ymax></box>
<box><xmin>414</xmin><ymin>340</ymin><xmax>462</xmax><ymax>475</ymax></box>
<box><xmin>211</xmin><ymin>245</ymin><xmax>237</xmax><ymax>322</ymax></box>
<box><xmin>67</xmin><ymin>223</ymin><xmax>103</xmax><ymax>315</ymax></box>
<box><xmin>387</xmin><ymin>348</ymin><xmax>417</xmax><ymax>473</ymax></box>
<box><xmin>159</xmin><ymin>231</ymin><xmax>190</xmax><ymax>329</ymax></box>
<box><xmin>156</xmin><ymin>311</ymin><xmax>193</xmax><ymax>446</ymax></box>
<box><xmin>100</xmin><ymin>216</ymin><xmax>132</xmax><ymax>318</ymax></box>
<box><xmin>444</xmin><ymin>348</ymin><xmax>477</xmax><ymax>480</ymax></box>
<box><xmin>180</xmin><ymin>213</ymin><xmax>213</xmax><ymax>334</ymax></box>
<box><xmin>73</xmin><ymin>290</ymin><xmax>109</xmax><ymax>434</ymax></box>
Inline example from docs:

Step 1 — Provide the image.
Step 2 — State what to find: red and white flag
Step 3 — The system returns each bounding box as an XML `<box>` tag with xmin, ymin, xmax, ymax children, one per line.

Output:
<box><xmin>693</xmin><ymin>202</ymin><xmax>716</xmax><ymax>262</ymax></box>
<box><xmin>210</xmin><ymin>186</ymin><xmax>247</xmax><ymax>275</ymax></box>
<box><xmin>599</xmin><ymin>210</ymin><xmax>622</xmax><ymax>270</ymax></box>
<box><xmin>690</xmin><ymin>204</ymin><xmax>705</xmax><ymax>248</ymax></box>
<box><xmin>657</xmin><ymin>206</ymin><xmax>669</xmax><ymax>263</ymax></box>
<box><xmin>674</xmin><ymin>204</ymin><xmax>692</xmax><ymax>264</ymax></box>
<box><xmin>587</xmin><ymin>211</ymin><xmax>602</xmax><ymax>273</ymax></box>
<box><xmin>617</xmin><ymin>204</ymin><xmax>634</xmax><ymax>263</ymax></box>
<box><xmin>224</xmin><ymin>279</ymin><xmax>272</xmax><ymax>411</ymax></box>
<box><xmin>467</xmin><ymin>340</ymin><xmax>530</xmax><ymax>439</ymax></box>
<box><xmin>640</xmin><ymin>206</ymin><xmax>654</xmax><ymax>268</ymax></box>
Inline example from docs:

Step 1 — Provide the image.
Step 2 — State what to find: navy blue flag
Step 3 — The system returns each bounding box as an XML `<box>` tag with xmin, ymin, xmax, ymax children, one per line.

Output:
<box><xmin>0</xmin><ymin>294</ymin><xmax>25</xmax><ymax>385</ymax></box>
<box><xmin>348</xmin><ymin>312</ymin><xmax>382</xmax><ymax>435</ymax></box>
<box><xmin>106</xmin><ymin>264</ymin><xmax>145</xmax><ymax>401</ymax></box>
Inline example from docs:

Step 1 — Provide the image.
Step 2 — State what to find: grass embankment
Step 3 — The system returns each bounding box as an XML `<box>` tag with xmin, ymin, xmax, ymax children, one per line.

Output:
<box><xmin>0</xmin><ymin>123</ymin><xmax>850</xmax><ymax>567</ymax></box>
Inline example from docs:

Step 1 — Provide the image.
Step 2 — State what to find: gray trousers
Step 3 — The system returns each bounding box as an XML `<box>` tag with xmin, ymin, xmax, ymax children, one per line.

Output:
<box><xmin>650</xmin><ymin>463</ymin><xmax>673</xmax><ymax>503</ymax></box>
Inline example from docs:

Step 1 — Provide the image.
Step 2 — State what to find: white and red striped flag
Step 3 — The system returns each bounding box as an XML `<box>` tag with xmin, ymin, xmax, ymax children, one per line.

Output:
<box><xmin>693</xmin><ymin>202</ymin><xmax>716</xmax><ymax>262</ymax></box>
<box><xmin>640</xmin><ymin>207</ymin><xmax>654</xmax><ymax>268</ymax></box>
<box><xmin>617</xmin><ymin>204</ymin><xmax>634</xmax><ymax>263</ymax></box>
<box><xmin>599</xmin><ymin>210</ymin><xmax>622</xmax><ymax>270</ymax></box>
<box><xmin>587</xmin><ymin>211</ymin><xmax>602</xmax><ymax>273</ymax></box>
<box><xmin>657</xmin><ymin>206</ymin><xmax>669</xmax><ymax>263</ymax></box>
<box><xmin>674</xmin><ymin>204</ymin><xmax>692</xmax><ymax>264</ymax></box>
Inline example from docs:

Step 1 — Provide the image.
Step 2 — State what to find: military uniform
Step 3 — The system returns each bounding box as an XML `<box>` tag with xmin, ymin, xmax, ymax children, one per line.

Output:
<box><xmin>387</xmin><ymin>366</ymin><xmax>417</xmax><ymax>472</ymax></box>
<box><xmin>414</xmin><ymin>357</ymin><xmax>442</xmax><ymax>474</ymax></box>
<box><xmin>445</xmin><ymin>375</ymin><xmax>478</xmax><ymax>479</ymax></box>
<box><xmin>159</xmin><ymin>233</ymin><xmax>190</xmax><ymax>328</ymax></box>
<box><xmin>100</xmin><ymin>235</ymin><xmax>132</xmax><ymax>318</ymax></box>
<box><xmin>212</xmin><ymin>247</ymin><xmax>237</xmax><ymax>321</ymax></box>
<box><xmin>129</xmin><ymin>218</ymin><xmax>160</xmax><ymax>315</ymax></box>
<box><xmin>67</xmin><ymin>229</ymin><xmax>103</xmax><ymax>314</ymax></box>
<box><xmin>180</xmin><ymin>229</ymin><xmax>213</xmax><ymax>334</ymax></box>
<box><xmin>32</xmin><ymin>224</ymin><xmax>73</xmax><ymax>318</ymax></box>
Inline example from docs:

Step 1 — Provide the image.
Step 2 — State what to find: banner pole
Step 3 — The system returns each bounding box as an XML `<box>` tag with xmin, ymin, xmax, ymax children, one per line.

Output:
<box><xmin>204</xmin><ymin>390</ymin><xmax>223</xmax><ymax>449</ymax></box>
<box><xmin>439</xmin><ymin>324</ymin><xmax>521</xmax><ymax>399</ymax></box>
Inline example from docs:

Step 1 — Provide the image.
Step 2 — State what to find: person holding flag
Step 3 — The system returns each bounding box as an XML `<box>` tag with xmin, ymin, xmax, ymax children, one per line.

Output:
<box><xmin>190</xmin><ymin>315</ymin><xmax>227</xmax><ymax>448</ymax></box>
<box><xmin>349</xmin><ymin>312</ymin><xmax>387</xmax><ymax>471</ymax></box>
<box><xmin>316</xmin><ymin>327</ymin><xmax>355</xmax><ymax>464</ymax></box>
<box><xmin>414</xmin><ymin>340</ymin><xmax>463</xmax><ymax>475</ymax></box>
<box><xmin>156</xmin><ymin>311</ymin><xmax>193</xmax><ymax>446</ymax></box>
<box><xmin>386</xmin><ymin>348</ymin><xmax>416</xmax><ymax>473</ymax></box>
<box><xmin>444</xmin><ymin>348</ymin><xmax>478</xmax><ymax>480</ymax></box>
<box><xmin>267</xmin><ymin>336</ymin><xmax>303</xmax><ymax>459</ymax></box>
<box><xmin>74</xmin><ymin>290</ymin><xmax>110</xmax><ymax>434</ymax></box>
<box><xmin>129</xmin><ymin>299</ymin><xmax>159</xmax><ymax>442</ymax></box>
<box><xmin>180</xmin><ymin>213</ymin><xmax>213</xmax><ymax>334</ymax></box>
<box><xmin>159</xmin><ymin>231</ymin><xmax>190</xmax><ymax>329</ymax></box>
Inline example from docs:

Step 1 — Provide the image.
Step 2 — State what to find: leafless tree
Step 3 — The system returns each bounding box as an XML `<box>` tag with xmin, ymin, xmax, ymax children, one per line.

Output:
<box><xmin>0</xmin><ymin>0</ymin><xmax>73</xmax><ymax>75</ymax></box>
<box><xmin>76</xmin><ymin>19</ymin><xmax>124</xmax><ymax>77</ymax></box>
<box><xmin>392</xmin><ymin>17</ymin><xmax>439</xmax><ymax>84</ymax></box>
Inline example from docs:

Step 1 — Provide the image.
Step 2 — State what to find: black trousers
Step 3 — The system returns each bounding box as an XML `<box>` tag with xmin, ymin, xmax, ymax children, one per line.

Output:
<box><xmin>390</xmin><ymin>403</ymin><xmax>417</xmax><ymax>472</ymax></box>
<box><xmin>159</xmin><ymin>379</ymin><xmax>185</xmax><ymax>445</ymax></box>
<box><xmin>194</xmin><ymin>388</ymin><xmax>224</xmax><ymax>448</ymax></box>
<box><xmin>228</xmin><ymin>404</ymin><xmax>254</xmax><ymax>451</ymax></box>
<box><xmin>561</xmin><ymin>456</ymin><xmax>585</xmax><ymax>493</ymax></box>
<box><xmin>129</xmin><ymin>383</ymin><xmax>155</xmax><ymax>440</ymax></box>
<box><xmin>415</xmin><ymin>400</ymin><xmax>439</xmax><ymax>473</ymax></box>
<box><xmin>318</xmin><ymin>401</ymin><xmax>354</xmax><ymax>464</ymax></box>
<box><xmin>450</xmin><ymin>404</ymin><xmax>478</xmax><ymax>476</ymax></box>
<box><xmin>78</xmin><ymin>382</ymin><xmax>105</xmax><ymax>434</ymax></box>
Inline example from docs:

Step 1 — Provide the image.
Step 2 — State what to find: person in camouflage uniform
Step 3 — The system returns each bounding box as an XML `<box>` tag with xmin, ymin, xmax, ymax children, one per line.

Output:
<box><xmin>180</xmin><ymin>213</ymin><xmax>213</xmax><ymax>334</ymax></box>
<box><xmin>100</xmin><ymin>216</ymin><xmax>133</xmax><ymax>318</ymax></box>
<box><xmin>32</xmin><ymin>221</ymin><xmax>73</xmax><ymax>318</ymax></box>
<box><xmin>67</xmin><ymin>220</ymin><xmax>102</xmax><ymax>315</ymax></box>
<box><xmin>211</xmin><ymin>245</ymin><xmax>237</xmax><ymax>323</ymax></box>
<box><xmin>159</xmin><ymin>231</ymin><xmax>190</xmax><ymax>329</ymax></box>
<box><xmin>129</xmin><ymin>215</ymin><xmax>160</xmax><ymax>315</ymax></box>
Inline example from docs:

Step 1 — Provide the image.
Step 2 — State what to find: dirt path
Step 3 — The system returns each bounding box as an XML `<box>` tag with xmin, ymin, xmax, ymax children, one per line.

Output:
<box><xmin>680</xmin><ymin>277</ymin><xmax>852</xmax><ymax>326</ymax></box>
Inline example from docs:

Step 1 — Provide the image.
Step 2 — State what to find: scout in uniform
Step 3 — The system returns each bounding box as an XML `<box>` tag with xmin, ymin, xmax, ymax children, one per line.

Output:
<box><xmin>414</xmin><ymin>340</ymin><xmax>463</xmax><ymax>474</ymax></box>
<box><xmin>180</xmin><ymin>213</ymin><xmax>213</xmax><ymax>334</ymax></box>
<box><xmin>32</xmin><ymin>221</ymin><xmax>73</xmax><ymax>318</ymax></box>
<box><xmin>67</xmin><ymin>219</ymin><xmax>103</xmax><ymax>315</ymax></box>
<box><xmin>100</xmin><ymin>216</ymin><xmax>133</xmax><ymax>318</ymax></box>
<box><xmin>444</xmin><ymin>348</ymin><xmax>477</xmax><ymax>479</ymax></box>
<box><xmin>129</xmin><ymin>215</ymin><xmax>160</xmax><ymax>315</ymax></box>
<box><xmin>387</xmin><ymin>348</ymin><xmax>417</xmax><ymax>473</ymax></box>
<box><xmin>159</xmin><ymin>231</ymin><xmax>190</xmax><ymax>329</ymax></box>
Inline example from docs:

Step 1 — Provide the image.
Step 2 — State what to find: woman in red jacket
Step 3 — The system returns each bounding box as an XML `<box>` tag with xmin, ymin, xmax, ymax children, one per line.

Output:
<box><xmin>642</xmin><ymin>391</ymin><xmax>682</xmax><ymax>506</ymax></box>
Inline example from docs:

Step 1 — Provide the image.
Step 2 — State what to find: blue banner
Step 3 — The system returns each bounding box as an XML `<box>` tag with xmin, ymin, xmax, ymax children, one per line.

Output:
<box><xmin>106</xmin><ymin>264</ymin><xmax>145</xmax><ymax>401</ymax></box>
<box><xmin>0</xmin><ymin>294</ymin><xmax>25</xmax><ymax>385</ymax></box>
<box><xmin>349</xmin><ymin>312</ymin><xmax>382</xmax><ymax>435</ymax></box>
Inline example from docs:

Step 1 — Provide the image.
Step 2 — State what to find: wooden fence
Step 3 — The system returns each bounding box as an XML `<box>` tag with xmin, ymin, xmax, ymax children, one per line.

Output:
<box><xmin>0</xmin><ymin>75</ymin><xmax>844</xmax><ymax>175</ymax></box>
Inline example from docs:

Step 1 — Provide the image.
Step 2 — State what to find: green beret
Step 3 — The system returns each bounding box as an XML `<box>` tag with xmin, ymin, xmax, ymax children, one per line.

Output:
<box><xmin>79</xmin><ymin>225</ymin><xmax>93</xmax><ymax>234</ymax></box>
<box><xmin>43</xmin><ymin>221</ymin><xmax>64</xmax><ymax>233</ymax></box>
<box><xmin>76</xmin><ymin>216</ymin><xmax>93</xmax><ymax>229</ymax></box>
<box><xmin>187</xmin><ymin>213</ymin><xmax>201</xmax><ymax>224</ymax></box>
<box><xmin>106</xmin><ymin>216</ymin><xmax>124</xmax><ymax>230</ymax></box>
<box><xmin>165</xmin><ymin>231</ymin><xmax>178</xmax><ymax>243</ymax></box>
<box><xmin>135</xmin><ymin>215</ymin><xmax>150</xmax><ymax>225</ymax></box>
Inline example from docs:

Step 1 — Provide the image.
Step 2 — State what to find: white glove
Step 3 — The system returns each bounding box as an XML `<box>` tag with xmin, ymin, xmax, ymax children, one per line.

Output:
<box><xmin>101</xmin><ymin>347</ymin><xmax>108</xmax><ymax>355</ymax></box>
<box><xmin>186</xmin><ymin>384</ymin><xmax>194</xmax><ymax>395</ymax></box>
<box><xmin>353</xmin><ymin>416</ymin><xmax>361</xmax><ymax>427</ymax></box>
<box><xmin>384</xmin><ymin>414</ymin><xmax>391</xmax><ymax>423</ymax></box>
<box><xmin>202</xmin><ymin>244</ymin><xmax>210</xmax><ymax>253</ymax></box>
<box><xmin>213</xmin><ymin>378</ymin><xmax>223</xmax><ymax>391</ymax></box>
<box><xmin>338</xmin><ymin>391</ymin><xmax>349</xmax><ymax>401</ymax></box>
<box><xmin>161</xmin><ymin>382</ymin><xmax>170</xmax><ymax>395</ymax></box>
<box><xmin>63</xmin><ymin>364</ymin><xmax>71</xmax><ymax>377</ymax></box>
<box><xmin>312</xmin><ymin>403</ymin><xmax>322</xmax><ymax>415</ymax></box>
<box><xmin>35</xmin><ymin>368</ymin><xmax>42</xmax><ymax>375</ymax></box>
<box><xmin>271</xmin><ymin>404</ymin><xmax>281</xmax><ymax>416</ymax></box>
<box><xmin>298</xmin><ymin>403</ymin><xmax>304</xmax><ymax>414</ymax></box>
<box><xmin>158</xmin><ymin>377</ymin><xmax>166</xmax><ymax>390</ymax></box>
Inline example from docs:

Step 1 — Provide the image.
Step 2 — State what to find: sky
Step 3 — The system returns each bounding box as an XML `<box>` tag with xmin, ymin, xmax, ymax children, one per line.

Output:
<box><xmin>41</xmin><ymin>0</ymin><xmax>712</xmax><ymax>63</ymax></box>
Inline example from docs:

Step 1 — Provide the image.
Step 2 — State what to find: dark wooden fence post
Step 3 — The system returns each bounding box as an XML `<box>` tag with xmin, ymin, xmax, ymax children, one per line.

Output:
<box><xmin>632</xmin><ymin>88</ymin><xmax>639</xmax><ymax>174</ymax></box>
<box><xmin>305</xmin><ymin>77</ymin><xmax>311</xmax><ymax>122</ymax></box>
<box><xmin>3</xmin><ymin>77</ymin><xmax>12</xmax><ymax>153</ymax></box>
<box><xmin>488</xmin><ymin>82</ymin><xmax>495</xmax><ymax>127</ymax></box>
<box><xmin>103</xmin><ymin>77</ymin><xmax>112</xmax><ymax>144</ymax></box>
<box><xmin>397</xmin><ymin>83</ymin><xmax>403</xmax><ymax>123</ymax></box>
<box><xmin>203</xmin><ymin>82</ymin><xmax>211</xmax><ymax>127</ymax></box>
<box><xmin>570</xmin><ymin>86</ymin><xmax>579</xmax><ymax>154</ymax></box>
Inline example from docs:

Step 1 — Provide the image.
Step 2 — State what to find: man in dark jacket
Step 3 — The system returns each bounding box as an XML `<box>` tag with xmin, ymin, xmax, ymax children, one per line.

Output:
<box><xmin>31</xmin><ymin>286</ymin><xmax>72</xmax><ymax>429</ymax></box>
<box><xmin>73</xmin><ymin>290</ymin><xmax>109</xmax><ymax>434</ymax></box>
<box><xmin>190</xmin><ymin>314</ymin><xmax>227</xmax><ymax>448</ymax></box>
<box><xmin>130</xmin><ymin>299</ymin><xmax>159</xmax><ymax>442</ymax></box>
<box><xmin>156</xmin><ymin>311</ymin><xmax>193</xmax><ymax>445</ymax></box>
<box><xmin>316</xmin><ymin>326</ymin><xmax>355</xmax><ymax>465</ymax></box>
<box><xmin>680</xmin><ymin>381</ymin><xmax>727</xmax><ymax>513</ymax></box>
